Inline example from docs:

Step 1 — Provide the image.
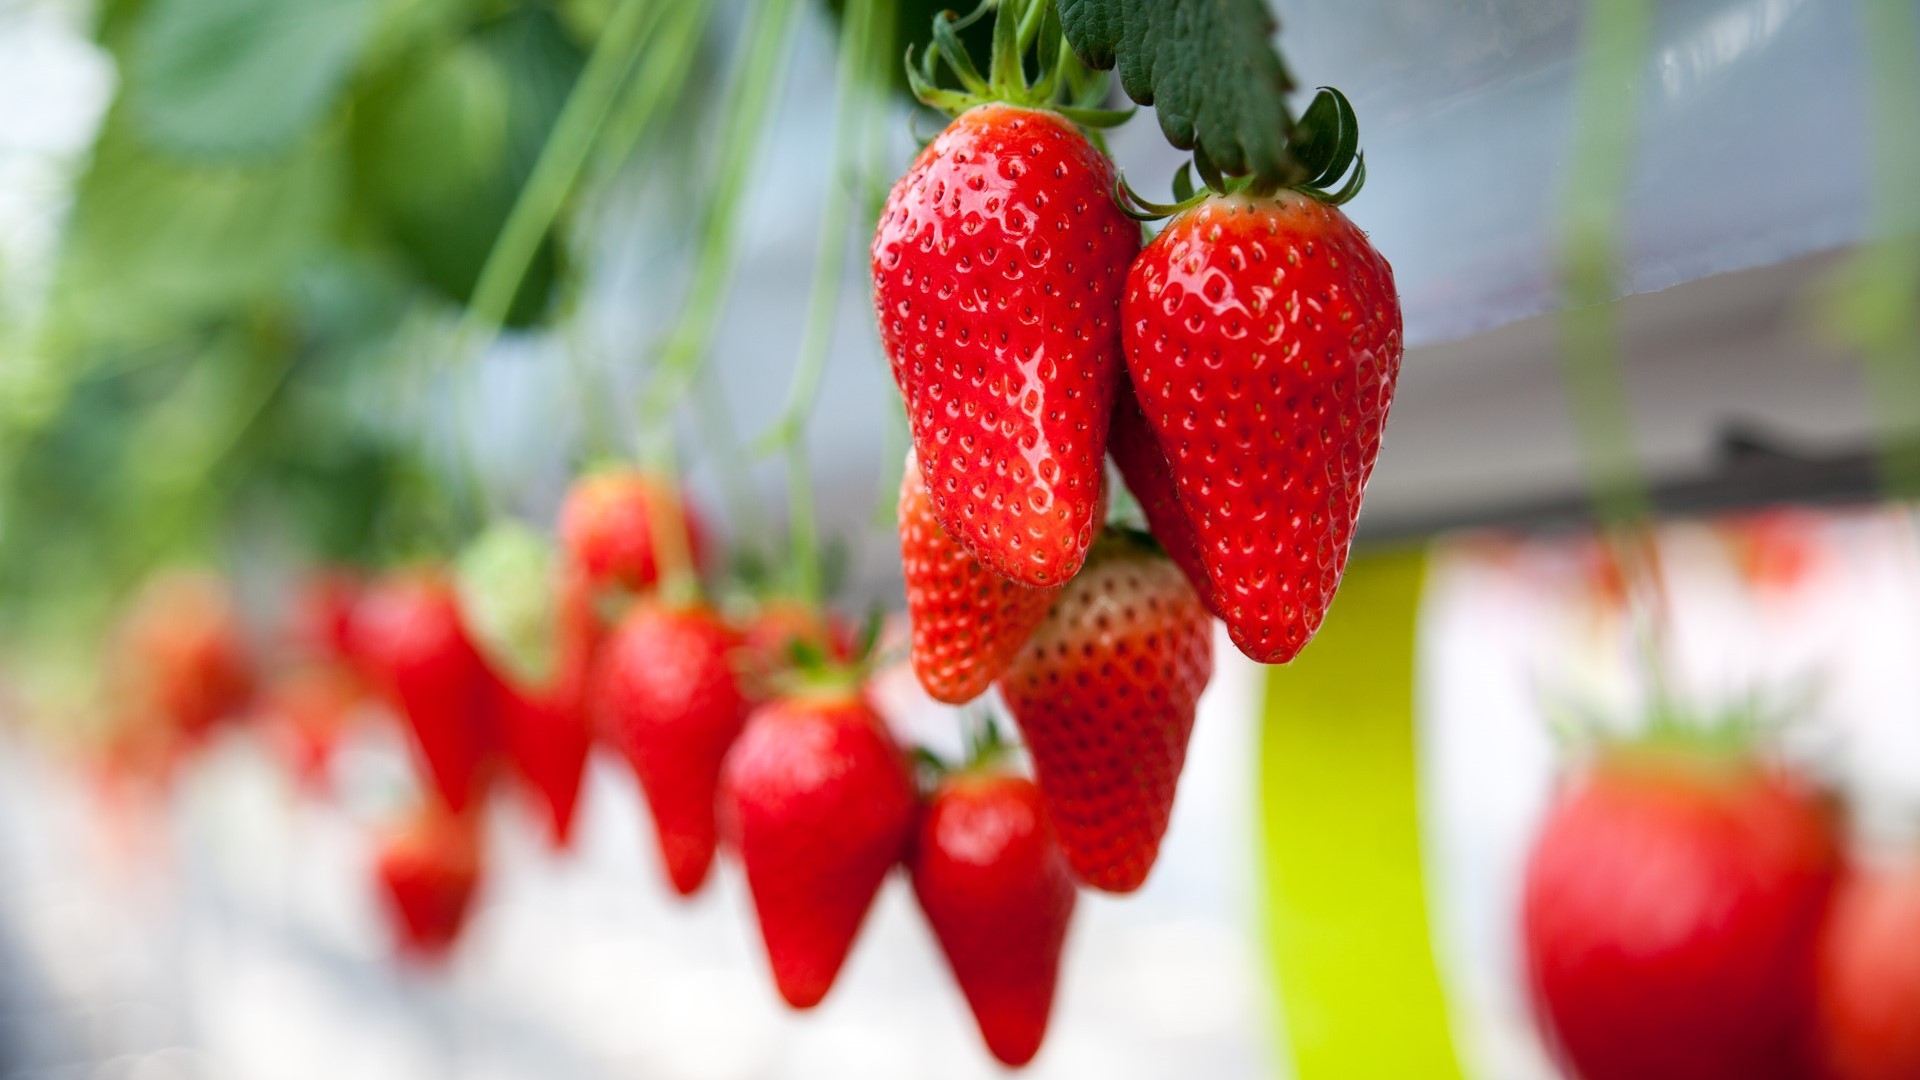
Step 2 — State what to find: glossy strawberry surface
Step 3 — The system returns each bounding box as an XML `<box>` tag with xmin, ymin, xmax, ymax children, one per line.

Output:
<box><xmin>911</xmin><ymin>771</ymin><xmax>1076</xmax><ymax>1067</ymax></box>
<box><xmin>719</xmin><ymin>691</ymin><xmax>916</xmax><ymax>1009</ymax></box>
<box><xmin>998</xmin><ymin>531</ymin><xmax>1214</xmax><ymax>892</ymax></box>
<box><xmin>1522</xmin><ymin>752</ymin><xmax>1840</xmax><ymax>1080</ymax></box>
<box><xmin>873</xmin><ymin>103</ymin><xmax>1138</xmax><ymax>588</ymax></box>
<box><xmin>350</xmin><ymin>571</ymin><xmax>498</xmax><ymax>812</ymax></box>
<box><xmin>899</xmin><ymin>449</ymin><xmax>1058</xmax><ymax>704</ymax></box>
<box><xmin>591</xmin><ymin>602</ymin><xmax>749</xmax><ymax>894</ymax></box>
<box><xmin>1107</xmin><ymin>375</ymin><xmax>1218</xmax><ymax>616</ymax></box>
<box><xmin>1123</xmin><ymin>191</ymin><xmax>1401</xmax><ymax>663</ymax></box>
<box><xmin>1812</xmin><ymin>860</ymin><xmax>1920</xmax><ymax>1080</ymax></box>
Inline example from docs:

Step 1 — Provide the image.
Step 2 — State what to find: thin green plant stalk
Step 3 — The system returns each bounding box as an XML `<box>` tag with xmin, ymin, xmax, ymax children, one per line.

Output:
<box><xmin>636</xmin><ymin>0</ymin><xmax>802</xmax><ymax>444</ymax></box>
<box><xmin>1558</xmin><ymin>0</ymin><xmax>1670</xmax><ymax>700</ymax></box>
<box><xmin>582</xmin><ymin>0</ymin><xmax>715</xmax><ymax>219</ymax></box>
<box><xmin>766</xmin><ymin>0</ymin><xmax>883</xmax><ymax>604</ymax></box>
<box><xmin>1843</xmin><ymin>0</ymin><xmax>1920</xmax><ymax>498</ymax></box>
<box><xmin>458</xmin><ymin>0</ymin><xmax>667</xmax><ymax>344</ymax></box>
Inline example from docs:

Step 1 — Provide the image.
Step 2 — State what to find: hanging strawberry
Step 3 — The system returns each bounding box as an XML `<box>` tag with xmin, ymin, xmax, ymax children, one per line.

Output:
<box><xmin>998</xmin><ymin>527</ymin><xmax>1214</xmax><ymax>891</ymax></box>
<box><xmin>350</xmin><ymin>569</ymin><xmax>500</xmax><ymax>813</ymax></box>
<box><xmin>1118</xmin><ymin>89</ymin><xmax>1400</xmax><ymax>665</ymax></box>
<box><xmin>559</xmin><ymin>467</ymin><xmax>710</xmax><ymax>594</ymax></box>
<box><xmin>1522</xmin><ymin>730</ymin><xmax>1841</xmax><ymax>1080</ymax></box>
<box><xmin>719</xmin><ymin>684</ymin><xmax>916</xmax><ymax>1009</ymax></box>
<box><xmin>899</xmin><ymin>448</ymin><xmax>1061</xmax><ymax>705</ymax></box>
<box><xmin>591</xmin><ymin>601</ymin><xmax>751</xmax><ymax>895</ymax></box>
<box><xmin>373</xmin><ymin>800</ymin><xmax>484</xmax><ymax>961</ymax></box>
<box><xmin>910</xmin><ymin>727</ymin><xmax>1076</xmax><ymax>1067</ymax></box>
<box><xmin>871</xmin><ymin>1</ymin><xmax>1139</xmax><ymax>589</ymax></box>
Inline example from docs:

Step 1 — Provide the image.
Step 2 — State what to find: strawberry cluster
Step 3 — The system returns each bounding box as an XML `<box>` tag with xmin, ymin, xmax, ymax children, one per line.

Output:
<box><xmin>871</xmin><ymin>0</ymin><xmax>1400</xmax><ymax>926</ymax></box>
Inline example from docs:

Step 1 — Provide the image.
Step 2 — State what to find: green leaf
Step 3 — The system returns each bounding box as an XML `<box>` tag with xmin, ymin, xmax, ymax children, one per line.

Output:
<box><xmin>350</xmin><ymin>8</ymin><xmax>581</xmax><ymax>326</ymax></box>
<box><xmin>1058</xmin><ymin>0</ymin><xmax>1298</xmax><ymax>183</ymax></box>
<box><xmin>127</xmin><ymin>0</ymin><xmax>381</xmax><ymax>158</ymax></box>
<box><xmin>50</xmin><ymin>106</ymin><xmax>345</xmax><ymax>347</ymax></box>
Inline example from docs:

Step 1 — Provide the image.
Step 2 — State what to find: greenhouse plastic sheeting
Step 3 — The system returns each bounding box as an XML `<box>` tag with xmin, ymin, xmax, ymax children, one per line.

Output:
<box><xmin>1211</xmin><ymin>0</ymin><xmax>1877</xmax><ymax>345</ymax></box>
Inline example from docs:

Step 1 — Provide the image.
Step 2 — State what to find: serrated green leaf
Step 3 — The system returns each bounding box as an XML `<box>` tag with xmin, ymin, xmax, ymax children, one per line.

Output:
<box><xmin>1059</xmin><ymin>0</ymin><xmax>1297</xmax><ymax>183</ymax></box>
<box><xmin>127</xmin><ymin>0</ymin><xmax>381</xmax><ymax>158</ymax></box>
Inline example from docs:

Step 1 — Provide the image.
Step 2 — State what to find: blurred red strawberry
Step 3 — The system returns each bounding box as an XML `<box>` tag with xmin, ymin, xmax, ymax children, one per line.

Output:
<box><xmin>559</xmin><ymin>468</ymin><xmax>709</xmax><ymax>592</ymax></box>
<box><xmin>720</xmin><ymin>689</ymin><xmax>916</xmax><ymax>1009</ymax></box>
<box><xmin>1522</xmin><ymin>744</ymin><xmax>1841</xmax><ymax>1080</ymax></box>
<box><xmin>108</xmin><ymin>570</ymin><xmax>254</xmax><ymax>740</ymax></box>
<box><xmin>287</xmin><ymin>568</ymin><xmax>363</xmax><ymax>668</ymax></box>
<box><xmin>1811</xmin><ymin>858</ymin><xmax>1920</xmax><ymax>1080</ymax></box>
<box><xmin>736</xmin><ymin>598</ymin><xmax>855</xmax><ymax>693</ymax></box>
<box><xmin>257</xmin><ymin>663</ymin><xmax>364</xmax><ymax>794</ymax></box>
<box><xmin>491</xmin><ymin>562</ymin><xmax>600</xmax><ymax>849</ymax></box>
<box><xmin>912</xmin><ymin>767</ymin><xmax>1075</xmax><ymax>1067</ymax></box>
<box><xmin>350</xmin><ymin>570</ymin><xmax>499</xmax><ymax>813</ymax></box>
<box><xmin>592</xmin><ymin>602</ymin><xmax>750</xmax><ymax>894</ymax></box>
<box><xmin>374</xmin><ymin>802</ymin><xmax>482</xmax><ymax>961</ymax></box>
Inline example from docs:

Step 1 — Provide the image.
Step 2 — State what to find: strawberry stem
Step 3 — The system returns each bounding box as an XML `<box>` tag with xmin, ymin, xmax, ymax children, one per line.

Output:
<box><xmin>1557</xmin><ymin>0</ymin><xmax>1671</xmax><ymax>701</ymax></box>
<box><xmin>760</xmin><ymin>0</ymin><xmax>888</xmax><ymax>606</ymax></box>
<box><xmin>636</xmin><ymin>0</ymin><xmax>800</xmax><ymax>445</ymax></box>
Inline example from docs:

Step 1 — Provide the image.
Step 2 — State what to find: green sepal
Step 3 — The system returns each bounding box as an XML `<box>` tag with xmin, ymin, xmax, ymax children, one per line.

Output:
<box><xmin>1053</xmin><ymin>104</ymin><xmax>1135</xmax><ymax>129</ymax></box>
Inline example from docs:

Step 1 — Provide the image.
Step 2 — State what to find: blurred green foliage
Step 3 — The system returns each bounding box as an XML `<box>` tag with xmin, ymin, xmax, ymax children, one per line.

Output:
<box><xmin>0</xmin><ymin>0</ymin><xmax>597</xmax><ymax>650</ymax></box>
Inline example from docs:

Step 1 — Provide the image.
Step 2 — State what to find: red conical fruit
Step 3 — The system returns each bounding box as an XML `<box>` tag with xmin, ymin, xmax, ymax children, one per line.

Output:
<box><xmin>899</xmin><ymin>449</ymin><xmax>1059</xmax><ymax>705</ymax></box>
<box><xmin>374</xmin><ymin>802</ymin><xmax>482</xmax><ymax>961</ymax></box>
<box><xmin>1522</xmin><ymin>747</ymin><xmax>1841</xmax><ymax>1080</ymax></box>
<box><xmin>350</xmin><ymin>570</ymin><xmax>499</xmax><ymax>813</ymax></box>
<box><xmin>493</xmin><ymin>562</ymin><xmax>599</xmax><ymax>849</ymax></box>
<box><xmin>873</xmin><ymin>103</ymin><xmax>1138</xmax><ymax>588</ymax></box>
<box><xmin>998</xmin><ymin>530</ymin><xmax>1214</xmax><ymax>892</ymax></box>
<box><xmin>1812</xmin><ymin>858</ymin><xmax>1920</xmax><ymax>1080</ymax></box>
<box><xmin>559</xmin><ymin>468</ymin><xmax>708</xmax><ymax>592</ymax></box>
<box><xmin>912</xmin><ymin>770</ymin><xmax>1076</xmax><ymax>1067</ymax></box>
<box><xmin>719</xmin><ymin>690</ymin><xmax>916</xmax><ymax>1009</ymax></box>
<box><xmin>591</xmin><ymin>602</ymin><xmax>750</xmax><ymax>894</ymax></box>
<box><xmin>1123</xmin><ymin>191</ymin><xmax>1402</xmax><ymax>663</ymax></box>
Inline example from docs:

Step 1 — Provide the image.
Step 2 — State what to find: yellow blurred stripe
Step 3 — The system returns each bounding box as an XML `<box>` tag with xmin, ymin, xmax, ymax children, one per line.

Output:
<box><xmin>1258</xmin><ymin>549</ymin><xmax>1464</xmax><ymax>1080</ymax></box>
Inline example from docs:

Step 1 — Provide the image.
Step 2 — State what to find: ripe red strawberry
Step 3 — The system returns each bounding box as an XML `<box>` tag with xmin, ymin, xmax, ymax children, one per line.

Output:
<box><xmin>257</xmin><ymin>663</ymin><xmax>364</xmax><ymax>794</ymax></box>
<box><xmin>109</xmin><ymin>570</ymin><xmax>254</xmax><ymax>740</ymax></box>
<box><xmin>911</xmin><ymin>769</ymin><xmax>1075</xmax><ymax>1067</ymax></box>
<box><xmin>1123</xmin><ymin>191</ymin><xmax>1402</xmax><ymax>663</ymax></box>
<box><xmin>1107</xmin><ymin>375</ymin><xmax>1219</xmax><ymax>617</ymax></box>
<box><xmin>492</xmin><ymin>562</ymin><xmax>599</xmax><ymax>848</ymax></box>
<box><xmin>374</xmin><ymin>802</ymin><xmax>482</xmax><ymax>961</ymax></box>
<box><xmin>899</xmin><ymin>449</ymin><xmax>1059</xmax><ymax>704</ymax></box>
<box><xmin>287</xmin><ymin>568</ymin><xmax>363</xmax><ymax>668</ymax></box>
<box><xmin>872</xmin><ymin>103</ymin><xmax>1139</xmax><ymax>588</ymax></box>
<box><xmin>591</xmin><ymin>602</ymin><xmax>750</xmax><ymax>894</ymax></box>
<box><xmin>719</xmin><ymin>690</ymin><xmax>916</xmax><ymax>1009</ymax></box>
<box><xmin>1521</xmin><ymin>747</ymin><xmax>1841</xmax><ymax>1080</ymax></box>
<box><xmin>1811</xmin><ymin>859</ymin><xmax>1920</xmax><ymax>1080</ymax></box>
<box><xmin>350</xmin><ymin>570</ymin><xmax>499</xmax><ymax>812</ymax></box>
<box><xmin>998</xmin><ymin>530</ymin><xmax>1214</xmax><ymax>892</ymax></box>
<box><xmin>735</xmin><ymin>598</ymin><xmax>856</xmax><ymax>694</ymax></box>
<box><xmin>559</xmin><ymin>468</ymin><xmax>708</xmax><ymax>592</ymax></box>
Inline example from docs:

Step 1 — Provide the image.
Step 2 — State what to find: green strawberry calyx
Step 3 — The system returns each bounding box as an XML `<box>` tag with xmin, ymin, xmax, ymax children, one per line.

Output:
<box><xmin>906</xmin><ymin>0</ymin><xmax>1133</xmax><ymax>128</ymax></box>
<box><xmin>1116</xmin><ymin>85</ymin><xmax>1368</xmax><ymax>220</ymax></box>
<box><xmin>910</xmin><ymin>709</ymin><xmax>1020</xmax><ymax>790</ymax></box>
